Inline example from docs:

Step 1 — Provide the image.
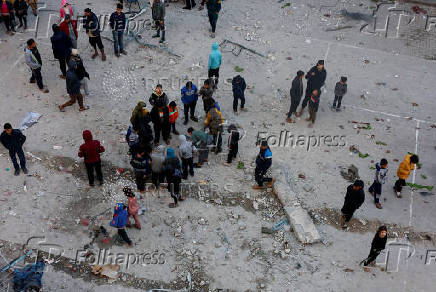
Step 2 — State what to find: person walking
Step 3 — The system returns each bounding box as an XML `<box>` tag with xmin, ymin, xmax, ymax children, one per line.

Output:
<box><xmin>306</xmin><ymin>89</ymin><xmax>320</xmax><ymax>128</ymax></box>
<box><xmin>24</xmin><ymin>39</ymin><xmax>49</xmax><ymax>93</ymax></box>
<box><xmin>13</xmin><ymin>0</ymin><xmax>28</xmax><ymax>30</ymax></box>
<box><xmin>28</xmin><ymin>0</ymin><xmax>37</xmax><ymax>16</ymax></box>
<box><xmin>78</xmin><ymin>130</ymin><xmax>105</xmax><ymax>186</ymax></box>
<box><xmin>124</xmin><ymin>187</ymin><xmax>141</xmax><ymax>230</ymax></box>
<box><xmin>208</xmin><ymin>42</ymin><xmax>222</xmax><ymax>89</ymax></box>
<box><xmin>1</xmin><ymin>123</ymin><xmax>27</xmax><ymax>176</ymax></box>
<box><xmin>297</xmin><ymin>60</ymin><xmax>326</xmax><ymax>117</ymax></box>
<box><xmin>50</xmin><ymin>24</ymin><xmax>72</xmax><ymax>79</ymax></box>
<box><xmin>232</xmin><ymin>75</ymin><xmax>246</xmax><ymax>113</ymax></box>
<box><xmin>152</xmin><ymin>0</ymin><xmax>165</xmax><ymax>43</ymax></box>
<box><xmin>70</xmin><ymin>49</ymin><xmax>90</xmax><ymax>96</ymax></box>
<box><xmin>59</xmin><ymin>0</ymin><xmax>73</xmax><ymax>21</ymax></box>
<box><xmin>361</xmin><ymin>226</ymin><xmax>388</xmax><ymax>270</ymax></box>
<box><xmin>253</xmin><ymin>140</ymin><xmax>273</xmax><ymax>189</ymax></box>
<box><xmin>394</xmin><ymin>154</ymin><xmax>419</xmax><ymax>198</ymax></box>
<box><xmin>109</xmin><ymin>4</ymin><xmax>127</xmax><ymax>57</ymax></box>
<box><xmin>181</xmin><ymin>81</ymin><xmax>199</xmax><ymax>125</ymax></box>
<box><xmin>205</xmin><ymin>103</ymin><xmax>223</xmax><ymax>153</ymax></box>
<box><xmin>332</xmin><ymin>76</ymin><xmax>347</xmax><ymax>111</ymax></box>
<box><xmin>179</xmin><ymin>134</ymin><xmax>196</xmax><ymax>179</ymax></box>
<box><xmin>286</xmin><ymin>70</ymin><xmax>304</xmax><ymax>123</ymax></box>
<box><xmin>206</xmin><ymin>0</ymin><xmax>221</xmax><ymax>38</ymax></box>
<box><xmin>368</xmin><ymin>159</ymin><xmax>388</xmax><ymax>209</ymax></box>
<box><xmin>130</xmin><ymin>146</ymin><xmax>152</xmax><ymax>193</ymax></box>
<box><xmin>59</xmin><ymin>14</ymin><xmax>78</xmax><ymax>49</ymax></box>
<box><xmin>59</xmin><ymin>60</ymin><xmax>88</xmax><ymax>112</ymax></box>
<box><xmin>83</xmin><ymin>8</ymin><xmax>106</xmax><ymax>61</ymax></box>
<box><xmin>1</xmin><ymin>0</ymin><xmax>14</xmax><ymax>35</ymax></box>
<box><xmin>341</xmin><ymin>180</ymin><xmax>365</xmax><ymax>227</ymax></box>
<box><xmin>110</xmin><ymin>203</ymin><xmax>132</xmax><ymax>246</ymax></box>
<box><xmin>164</xmin><ymin>147</ymin><xmax>183</xmax><ymax>208</ymax></box>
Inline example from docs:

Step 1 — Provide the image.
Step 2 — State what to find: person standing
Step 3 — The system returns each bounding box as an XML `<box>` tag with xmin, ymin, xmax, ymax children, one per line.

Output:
<box><xmin>297</xmin><ymin>60</ymin><xmax>326</xmax><ymax>117</ymax></box>
<box><xmin>24</xmin><ymin>39</ymin><xmax>49</xmax><ymax>93</ymax></box>
<box><xmin>59</xmin><ymin>0</ymin><xmax>73</xmax><ymax>21</ymax></box>
<box><xmin>152</xmin><ymin>0</ymin><xmax>165</xmax><ymax>43</ymax></box>
<box><xmin>110</xmin><ymin>203</ymin><xmax>132</xmax><ymax>246</ymax></box>
<box><xmin>1</xmin><ymin>123</ymin><xmax>27</xmax><ymax>176</ymax></box>
<box><xmin>168</xmin><ymin>101</ymin><xmax>179</xmax><ymax>135</ymax></box>
<box><xmin>78</xmin><ymin>130</ymin><xmax>105</xmax><ymax>186</ymax></box>
<box><xmin>232</xmin><ymin>75</ymin><xmax>246</xmax><ymax>113</ymax></box>
<box><xmin>149</xmin><ymin>84</ymin><xmax>169</xmax><ymax>109</ymax></box>
<box><xmin>14</xmin><ymin>0</ymin><xmax>28</xmax><ymax>30</ymax></box>
<box><xmin>206</xmin><ymin>0</ymin><xmax>221</xmax><ymax>38</ymax></box>
<box><xmin>368</xmin><ymin>159</ymin><xmax>388</xmax><ymax>209</ymax></box>
<box><xmin>332</xmin><ymin>76</ymin><xmax>347</xmax><ymax>111</ymax></box>
<box><xmin>130</xmin><ymin>101</ymin><xmax>153</xmax><ymax>149</ymax></box>
<box><xmin>224</xmin><ymin>124</ymin><xmax>240</xmax><ymax>166</ymax></box>
<box><xmin>83</xmin><ymin>8</ymin><xmax>106</xmax><ymax>61</ymax></box>
<box><xmin>341</xmin><ymin>180</ymin><xmax>365</xmax><ymax>226</ymax></box>
<box><xmin>59</xmin><ymin>60</ymin><xmax>88</xmax><ymax>112</ymax></box>
<box><xmin>253</xmin><ymin>140</ymin><xmax>273</xmax><ymax>189</ymax></box>
<box><xmin>150</xmin><ymin>145</ymin><xmax>166</xmax><ymax>188</ymax></box>
<box><xmin>361</xmin><ymin>226</ymin><xmax>388</xmax><ymax>270</ymax></box>
<box><xmin>59</xmin><ymin>14</ymin><xmax>78</xmax><ymax>49</ymax></box>
<box><xmin>1</xmin><ymin>0</ymin><xmax>14</xmax><ymax>35</ymax></box>
<box><xmin>199</xmin><ymin>79</ymin><xmax>214</xmax><ymax>114</ymax></box>
<box><xmin>109</xmin><ymin>4</ymin><xmax>127</xmax><ymax>57</ymax></box>
<box><xmin>50</xmin><ymin>24</ymin><xmax>72</xmax><ymax>79</ymax></box>
<box><xmin>124</xmin><ymin>187</ymin><xmax>141</xmax><ymax>230</ymax></box>
<box><xmin>130</xmin><ymin>146</ymin><xmax>152</xmax><ymax>193</ymax></box>
<box><xmin>183</xmin><ymin>0</ymin><xmax>195</xmax><ymax>10</ymax></box>
<box><xmin>151</xmin><ymin>102</ymin><xmax>171</xmax><ymax>145</ymax></box>
<box><xmin>208</xmin><ymin>42</ymin><xmax>222</xmax><ymax>89</ymax></box>
<box><xmin>164</xmin><ymin>147</ymin><xmax>183</xmax><ymax>208</ymax></box>
<box><xmin>205</xmin><ymin>104</ymin><xmax>223</xmax><ymax>153</ymax></box>
<box><xmin>306</xmin><ymin>89</ymin><xmax>320</xmax><ymax>128</ymax></box>
<box><xmin>179</xmin><ymin>134</ymin><xmax>196</xmax><ymax>179</ymax></box>
<box><xmin>394</xmin><ymin>154</ymin><xmax>419</xmax><ymax>198</ymax></box>
<box><xmin>28</xmin><ymin>0</ymin><xmax>37</xmax><ymax>16</ymax></box>
<box><xmin>181</xmin><ymin>81</ymin><xmax>199</xmax><ymax>125</ymax></box>
<box><xmin>286</xmin><ymin>70</ymin><xmax>304</xmax><ymax>123</ymax></box>
<box><xmin>70</xmin><ymin>49</ymin><xmax>90</xmax><ymax>96</ymax></box>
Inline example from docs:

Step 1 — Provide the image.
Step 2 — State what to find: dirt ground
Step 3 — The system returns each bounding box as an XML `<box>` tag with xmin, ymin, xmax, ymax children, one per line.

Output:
<box><xmin>0</xmin><ymin>0</ymin><xmax>435</xmax><ymax>291</ymax></box>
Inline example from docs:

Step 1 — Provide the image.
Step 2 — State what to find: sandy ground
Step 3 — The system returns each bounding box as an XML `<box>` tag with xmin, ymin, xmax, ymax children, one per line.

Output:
<box><xmin>0</xmin><ymin>0</ymin><xmax>435</xmax><ymax>291</ymax></box>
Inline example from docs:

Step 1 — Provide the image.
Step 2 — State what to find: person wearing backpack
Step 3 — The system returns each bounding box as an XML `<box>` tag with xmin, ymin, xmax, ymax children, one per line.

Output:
<box><xmin>205</xmin><ymin>104</ymin><xmax>223</xmax><ymax>154</ymax></box>
<box><xmin>164</xmin><ymin>147</ymin><xmax>183</xmax><ymax>208</ymax></box>
<box><xmin>130</xmin><ymin>146</ymin><xmax>151</xmax><ymax>193</ymax></box>
<box><xmin>110</xmin><ymin>203</ymin><xmax>132</xmax><ymax>246</ymax></box>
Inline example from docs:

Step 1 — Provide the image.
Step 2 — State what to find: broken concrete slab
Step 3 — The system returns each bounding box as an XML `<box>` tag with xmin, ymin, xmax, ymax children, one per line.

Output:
<box><xmin>273</xmin><ymin>182</ymin><xmax>321</xmax><ymax>244</ymax></box>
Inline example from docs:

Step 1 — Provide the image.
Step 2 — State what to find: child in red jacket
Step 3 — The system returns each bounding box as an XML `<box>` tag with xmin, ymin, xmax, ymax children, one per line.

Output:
<box><xmin>168</xmin><ymin>101</ymin><xmax>179</xmax><ymax>135</ymax></box>
<box><xmin>123</xmin><ymin>186</ymin><xmax>141</xmax><ymax>229</ymax></box>
<box><xmin>78</xmin><ymin>130</ymin><xmax>105</xmax><ymax>186</ymax></box>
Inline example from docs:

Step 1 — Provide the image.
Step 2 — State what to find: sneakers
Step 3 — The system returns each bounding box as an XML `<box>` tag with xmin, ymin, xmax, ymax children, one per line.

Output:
<box><xmin>375</xmin><ymin>203</ymin><xmax>382</xmax><ymax>209</ymax></box>
<box><xmin>210</xmin><ymin>32</ymin><xmax>215</xmax><ymax>38</ymax></box>
<box><xmin>40</xmin><ymin>88</ymin><xmax>49</xmax><ymax>93</ymax></box>
<box><xmin>183</xmin><ymin>120</ymin><xmax>189</xmax><ymax>125</ymax></box>
<box><xmin>396</xmin><ymin>191</ymin><xmax>402</xmax><ymax>198</ymax></box>
<box><xmin>152</xmin><ymin>33</ymin><xmax>160</xmax><ymax>38</ymax></box>
<box><xmin>115</xmin><ymin>52</ymin><xmax>120</xmax><ymax>57</ymax></box>
<box><xmin>159</xmin><ymin>38</ymin><xmax>165</xmax><ymax>43</ymax></box>
<box><xmin>190</xmin><ymin>116</ymin><xmax>199</xmax><ymax>122</ymax></box>
<box><xmin>14</xmin><ymin>169</ymin><xmax>20</xmax><ymax>176</ymax></box>
<box><xmin>173</xmin><ymin>130</ymin><xmax>180</xmax><ymax>135</ymax></box>
<box><xmin>22</xmin><ymin>168</ymin><xmax>28</xmax><ymax>175</ymax></box>
<box><xmin>121</xmin><ymin>50</ymin><xmax>127</xmax><ymax>55</ymax></box>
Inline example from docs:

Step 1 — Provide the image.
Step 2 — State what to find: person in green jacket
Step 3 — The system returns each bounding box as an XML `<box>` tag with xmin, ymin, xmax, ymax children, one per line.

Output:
<box><xmin>187</xmin><ymin>127</ymin><xmax>211</xmax><ymax>167</ymax></box>
<box><xmin>207</xmin><ymin>0</ymin><xmax>221</xmax><ymax>38</ymax></box>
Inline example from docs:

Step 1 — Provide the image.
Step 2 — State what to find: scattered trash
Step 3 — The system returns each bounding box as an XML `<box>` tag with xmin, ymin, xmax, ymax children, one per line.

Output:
<box><xmin>219</xmin><ymin>39</ymin><xmax>265</xmax><ymax>58</ymax></box>
<box><xmin>281</xmin><ymin>2</ymin><xmax>290</xmax><ymax>8</ymax></box>
<box><xmin>261</xmin><ymin>227</ymin><xmax>274</xmax><ymax>234</ymax></box>
<box><xmin>363</xmin><ymin>59</ymin><xmax>370</xmax><ymax>64</ymax></box>
<box><xmin>412</xmin><ymin>103</ymin><xmax>419</xmax><ymax>106</ymax></box>
<box><xmin>375</xmin><ymin>82</ymin><xmax>386</xmax><ymax>86</ymax></box>
<box><xmin>351</xmin><ymin>121</ymin><xmax>371</xmax><ymax>130</ymax></box>
<box><xmin>19</xmin><ymin>112</ymin><xmax>41</xmax><ymax>130</ymax></box>
<box><xmin>116</xmin><ymin>168</ymin><xmax>125</xmax><ymax>175</ymax></box>
<box><xmin>26</xmin><ymin>152</ymin><xmax>42</xmax><ymax>161</ymax></box>
<box><xmin>271</xmin><ymin>219</ymin><xmax>289</xmax><ymax>231</ymax></box>
<box><xmin>5</xmin><ymin>168</ymin><xmax>10</xmax><ymax>171</ymax></box>
<box><xmin>234</xmin><ymin>66</ymin><xmax>244</xmax><ymax>73</ymax></box>
<box><xmin>286</xmin><ymin>56</ymin><xmax>293</xmax><ymax>60</ymax></box>
<box><xmin>91</xmin><ymin>264</ymin><xmax>120</xmax><ymax>281</ymax></box>
<box><xmin>298</xmin><ymin>173</ymin><xmax>306</xmax><ymax>179</ymax></box>
<box><xmin>80</xmin><ymin>218</ymin><xmax>89</xmax><ymax>226</ymax></box>
<box><xmin>344</xmin><ymin>268</ymin><xmax>354</xmax><ymax>272</ymax></box>
<box><xmin>53</xmin><ymin>146</ymin><xmax>63</xmax><ymax>150</ymax></box>
<box><xmin>237</xmin><ymin>161</ymin><xmax>245</xmax><ymax>169</ymax></box>
<box><xmin>406</xmin><ymin>183</ymin><xmax>433</xmax><ymax>191</ymax></box>
<box><xmin>340</xmin><ymin>165</ymin><xmax>359</xmax><ymax>182</ymax></box>
<box><xmin>358</xmin><ymin>153</ymin><xmax>369</xmax><ymax>158</ymax></box>
<box><xmin>12</xmin><ymin>261</ymin><xmax>45</xmax><ymax>291</ymax></box>
<box><xmin>421</xmin><ymin>174</ymin><xmax>427</xmax><ymax>180</ymax></box>
<box><xmin>325</xmin><ymin>25</ymin><xmax>354</xmax><ymax>32</ymax></box>
<box><xmin>419</xmin><ymin>192</ymin><xmax>434</xmax><ymax>196</ymax></box>
<box><xmin>324</xmin><ymin>13</ymin><xmax>331</xmax><ymax>17</ymax></box>
<box><xmin>375</xmin><ymin>141</ymin><xmax>387</xmax><ymax>146</ymax></box>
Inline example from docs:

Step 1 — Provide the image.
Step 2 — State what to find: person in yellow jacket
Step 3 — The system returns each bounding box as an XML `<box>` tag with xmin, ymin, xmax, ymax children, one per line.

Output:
<box><xmin>204</xmin><ymin>103</ymin><xmax>223</xmax><ymax>153</ymax></box>
<box><xmin>394</xmin><ymin>154</ymin><xmax>419</xmax><ymax>198</ymax></box>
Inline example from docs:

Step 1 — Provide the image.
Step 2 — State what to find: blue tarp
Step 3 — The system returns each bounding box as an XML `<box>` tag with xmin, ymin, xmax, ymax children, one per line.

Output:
<box><xmin>13</xmin><ymin>261</ymin><xmax>45</xmax><ymax>292</ymax></box>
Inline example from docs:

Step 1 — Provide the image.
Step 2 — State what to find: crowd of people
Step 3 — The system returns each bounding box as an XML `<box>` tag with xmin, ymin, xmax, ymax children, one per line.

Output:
<box><xmin>0</xmin><ymin>0</ymin><xmax>421</xmax><ymax>271</ymax></box>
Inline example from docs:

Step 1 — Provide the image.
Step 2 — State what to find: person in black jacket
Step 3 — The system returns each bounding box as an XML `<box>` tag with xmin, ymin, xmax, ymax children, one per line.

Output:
<box><xmin>253</xmin><ymin>140</ymin><xmax>274</xmax><ymax>189</ymax></box>
<box><xmin>109</xmin><ymin>4</ymin><xmax>126</xmax><ymax>57</ymax></box>
<box><xmin>361</xmin><ymin>226</ymin><xmax>388</xmax><ymax>268</ymax></box>
<box><xmin>50</xmin><ymin>24</ymin><xmax>72</xmax><ymax>79</ymax></box>
<box><xmin>232</xmin><ymin>75</ymin><xmax>246</xmax><ymax>112</ymax></box>
<box><xmin>83</xmin><ymin>8</ymin><xmax>106</xmax><ymax>61</ymax></box>
<box><xmin>14</xmin><ymin>0</ymin><xmax>28</xmax><ymax>29</ymax></box>
<box><xmin>297</xmin><ymin>60</ymin><xmax>326</xmax><ymax>117</ymax></box>
<box><xmin>59</xmin><ymin>60</ymin><xmax>87</xmax><ymax>112</ymax></box>
<box><xmin>1</xmin><ymin>123</ymin><xmax>27</xmax><ymax>176</ymax></box>
<box><xmin>130</xmin><ymin>146</ymin><xmax>151</xmax><ymax>193</ymax></box>
<box><xmin>286</xmin><ymin>70</ymin><xmax>304</xmax><ymax>123</ymax></box>
<box><xmin>306</xmin><ymin>89</ymin><xmax>320</xmax><ymax>128</ymax></box>
<box><xmin>70</xmin><ymin>49</ymin><xmax>90</xmax><ymax>96</ymax></box>
<box><xmin>164</xmin><ymin>147</ymin><xmax>183</xmax><ymax>208</ymax></box>
<box><xmin>224</xmin><ymin>124</ymin><xmax>240</xmax><ymax>165</ymax></box>
<box><xmin>341</xmin><ymin>180</ymin><xmax>365</xmax><ymax>225</ymax></box>
<box><xmin>151</xmin><ymin>102</ymin><xmax>170</xmax><ymax>145</ymax></box>
<box><xmin>149</xmin><ymin>84</ymin><xmax>169</xmax><ymax>110</ymax></box>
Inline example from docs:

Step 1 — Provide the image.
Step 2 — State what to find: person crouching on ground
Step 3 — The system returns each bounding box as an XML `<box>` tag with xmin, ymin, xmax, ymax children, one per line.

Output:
<box><xmin>78</xmin><ymin>130</ymin><xmax>105</xmax><ymax>186</ymax></box>
<box><xmin>123</xmin><ymin>186</ymin><xmax>141</xmax><ymax>230</ymax></box>
<box><xmin>253</xmin><ymin>140</ymin><xmax>274</xmax><ymax>189</ymax></box>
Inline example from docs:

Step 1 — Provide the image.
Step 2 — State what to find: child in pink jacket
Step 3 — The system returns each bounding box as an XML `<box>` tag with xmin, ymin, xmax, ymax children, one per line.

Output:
<box><xmin>60</xmin><ymin>0</ymin><xmax>74</xmax><ymax>20</ymax></box>
<box><xmin>123</xmin><ymin>187</ymin><xmax>141</xmax><ymax>229</ymax></box>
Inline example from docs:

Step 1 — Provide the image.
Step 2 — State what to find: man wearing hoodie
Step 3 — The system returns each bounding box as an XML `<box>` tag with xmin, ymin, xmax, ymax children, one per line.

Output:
<box><xmin>286</xmin><ymin>70</ymin><xmax>304</xmax><ymax>123</ymax></box>
<box><xmin>78</xmin><ymin>130</ymin><xmax>105</xmax><ymax>186</ymax></box>
<box><xmin>24</xmin><ymin>39</ymin><xmax>49</xmax><ymax>93</ymax></box>
<box><xmin>151</xmin><ymin>102</ymin><xmax>170</xmax><ymax>145</ymax></box>
<box><xmin>109</xmin><ymin>4</ymin><xmax>127</xmax><ymax>57</ymax></box>
<box><xmin>151</xmin><ymin>145</ymin><xmax>166</xmax><ymax>188</ymax></box>
<box><xmin>149</xmin><ymin>84</ymin><xmax>169</xmax><ymax>109</ymax></box>
<box><xmin>253</xmin><ymin>140</ymin><xmax>273</xmax><ymax>189</ymax></box>
<box><xmin>83</xmin><ymin>8</ymin><xmax>106</xmax><ymax>61</ymax></box>
<box><xmin>206</xmin><ymin>0</ymin><xmax>221</xmax><ymax>38</ymax></box>
<box><xmin>1</xmin><ymin>123</ymin><xmax>27</xmax><ymax>176</ymax></box>
<box><xmin>50</xmin><ymin>24</ymin><xmax>72</xmax><ymax>79</ymax></box>
<box><xmin>59</xmin><ymin>60</ymin><xmax>88</xmax><ymax>112</ymax></box>
<box><xmin>164</xmin><ymin>147</ymin><xmax>183</xmax><ymax>208</ymax></box>
<box><xmin>181</xmin><ymin>81</ymin><xmax>199</xmax><ymax>125</ymax></box>
<box><xmin>368</xmin><ymin>159</ymin><xmax>388</xmax><ymax>209</ymax></box>
<box><xmin>232</xmin><ymin>75</ymin><xmax>246</xmax><ymax>113</ymax></box>
<box><xmin>394</xmin><ymin>154</ymin><xmax>419</xmax><ymax>198</ymax></box>
<box><xmin>208</xmin><ymin>43</ymin><xmax>222</xmax><ymax>89</ymax></box>
<box><xmin>341</xmin><ymin>180</ymin><xmax>365</xmax><ymax>225</ymax></box>
<box><xmin>152</xmin><ymin>0</ymin><xmax>165</xmax><ymax>43</ymax></box>
<box><xmin>179</xmin><ymin>135</ymin><xmax>197</xmax><ymax>179</ymax></box>
<box><xmin>297</xmin><ymin>60</ymin><xmax>326</xmax><ymax>117</ymax></box>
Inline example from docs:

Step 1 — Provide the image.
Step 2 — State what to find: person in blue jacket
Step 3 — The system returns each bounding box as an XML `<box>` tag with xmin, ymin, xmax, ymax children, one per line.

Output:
<box><xmin>110</xmin><ymin>203</ymin><xmax>132</xmax><ymax>246</ymax></box>
<box><xmin>181</xmin><ymin>81</ymin><xmax>199</xmax><ymax>125</ymax></box>
<box><xmin>208</xmin><ymin>42</ymin><xmax>222</xmax><ymax>90</ymax></box>
<box><xmin>253</xmin><ymin>140</ymin><xmax>274</xmax><ymax>189</ymax></box>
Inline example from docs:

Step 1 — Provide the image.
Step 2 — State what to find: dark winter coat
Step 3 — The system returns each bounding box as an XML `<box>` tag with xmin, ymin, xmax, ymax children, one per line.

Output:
<box><xmin>14</xmin><ymin>0</ymin><xmax>28</xmax><ymax>16</ymax></box>
<box><xmin>163</xmin><ymin>148</ymin><xmax>181</xmax><ymax>177</ymax></box>
<box><xmin>206</xmin><ymin>0</ymin><xmax>222</xmax><ymax>13</ymax></box>
<box><xmin>0</xmin><ymin>129</ymin><xmax>26</xmax><ymax>151</ymax></box>
<box><xmin>152</xmin><ymin>1</ymin><xmax>165</xmax><ymax>21</ymax></box>
<box><xmin>149</xmin><ymin>92</ymin><xmax>169</xmax><ymax>108</ymax></box>
<box><xmin>151</xmin><ymin>106</ymin><xmax>170</xmax><ymax>126</ymax></box>
<box><xmin>308</xmin><ymin>92</ymin><xmax>320</xmax><ymax>112</ymax></box>
<box><xmin>306</xmin><ymin>66</ymin><xmax>327</xmax><ymax>91</ymax></box>
<box><xmin>109</xmin><ymin>11</ymin><xmax>126</xmax><ymax>31</ymax></box>
<box><xmin>290</xmin><ymin>76</ymin><xmax>304</xmax><ymax>101</ymax></box>
<box><xmin>131</xmin><ymin>153</ymin><xmax>152</xmax><ymax>175</ymax></box>
<box><xmin>256</xmin><ymin>147</ymin><xmax>272</xmax><ymax>172</ymax></box>
<box><xmin>66</xmin><ymin>60</ymin><xmax>81</xmax><ymax>95</ymax></box>
<box><xmin>70</xmin><ymin>55</ymin><xmax>89</xmax><ymax>80</ymax></box>
<box><xmin>334</xmin><ymin>82</ymin><xmax>347</xmax><ymax>97</ymax></box>
<box><xmin>370</xmin><ymin>232</ymin><xmax>387</xmax><ymax>253</ymax></box>
<box><xmin>232</xmin><ymin>75</ymin><xmax>246</xmax><ymax>98</ymax></box>
<box><xmin>78</xmin><ymin>130</ymin><xmax>105</xmax><ymax>164</ymax></box>
<box><xmin>50</xmin><ymin>30</ymin><xmax>72</xmax><ymax>59</ymax></box>
<box><xmin>83</xmin><ymin>12</ymin><xmax>101</xmax><ymax>37</ymax></box>
<box><xmin>341</xmin><ymin>185</ymin><xmax>365</xmax><ymax>214</ymax></box>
